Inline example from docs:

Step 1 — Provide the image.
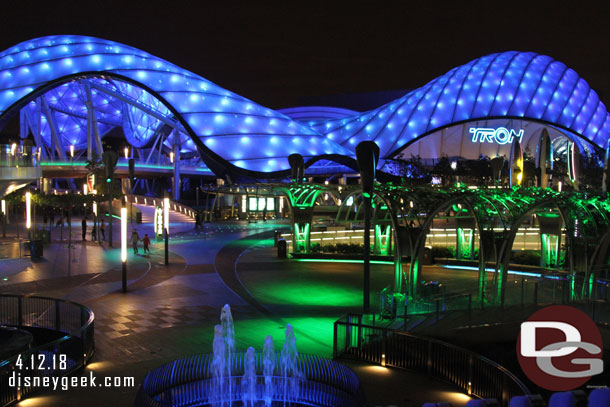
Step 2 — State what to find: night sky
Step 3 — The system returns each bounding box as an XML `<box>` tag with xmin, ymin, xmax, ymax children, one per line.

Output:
<box><xmin>0</xmin><ymin>2</ymin><xmax>608</xmax><ymax>110</ymax></box>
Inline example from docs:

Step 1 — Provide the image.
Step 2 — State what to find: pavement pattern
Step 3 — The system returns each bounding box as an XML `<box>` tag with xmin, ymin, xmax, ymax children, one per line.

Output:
<box><xmin>0</xmin><ymin>205</ymin><xmax>473</xmax><ymax>407</ymax></box>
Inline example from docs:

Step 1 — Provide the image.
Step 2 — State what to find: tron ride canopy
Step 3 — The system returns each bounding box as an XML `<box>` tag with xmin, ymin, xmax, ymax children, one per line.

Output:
<box><xmin>0</xmin><ymin>36</ymin><xmax>608</xmax><ymax>181</ymax></box>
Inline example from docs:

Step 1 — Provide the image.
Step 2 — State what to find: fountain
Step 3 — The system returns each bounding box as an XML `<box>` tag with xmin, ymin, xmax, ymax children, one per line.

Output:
<box><xmin>221</xmin><ymin>304</ymin><xmax>235</xmax><ymax>403</ymax></box>
<box><xmin>135</xmin><ymin>304</ymin><xmax>365</xmax><ymax>407</ymax></box>
<box><xmin>241</xmin><ymin>347</ymin><xmax>256</xmax><ymax>406</ymax></box>
<box><xmin>263</xmin><ymin>335</ymin><xmax>275</xmax><ymax>407</ymax></box>
<box><xmin>281</xmin><ymin>324</ymin><xmax>301</xmax><ymax>405</ymax></box>
<box><xmin>212</xmin><ymin>324</ymin><xmax>226</xmax><ymax>406</ymax></box>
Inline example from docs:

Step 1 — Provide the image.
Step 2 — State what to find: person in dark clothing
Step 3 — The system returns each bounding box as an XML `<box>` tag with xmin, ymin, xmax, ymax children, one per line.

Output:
<box><xmin>81</xmin><ymin>217</ymin><xmax>87</xmax><ymax>241</ymax></box>
<box><xmin>142</xmin><ymin>234</ymin><xmax>150</xmax><ymax>254</ymax></box>
<box><xmin>91</xmin><ymin>224</ymin><xmax>97</xmax><ymax>242</ymax></box>
<box><xmin>131</xmin><ymin>229</ymin><xmax>140</xmax><ymax>254</ymax></box>
<box><xmin>100</xmin><ymin>219</ymin><xmax>106</xmax><ymax>241</ymax></box>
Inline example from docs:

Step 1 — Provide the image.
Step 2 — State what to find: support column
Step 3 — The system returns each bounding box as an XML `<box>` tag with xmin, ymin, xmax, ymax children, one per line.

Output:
<box><xmin>375</xmin><ymin>224</ymin><xmax>391</xmax><ymax>255</ymax></box>
<box><xmin>173</xmin><ymin>141</ymin><xmax>180</xmax><ymax>201</ymax></box>
<box><xmin>84</xmin><ymin>83</ymin><xmax>104</xmax><ymax>158</ymax></box>
<box><xmin>456</xmin><ymin>228</ymin><xmax>475</xmax><ymax>260</ymax></box>
<box><xmin>291</xmin><ymin>202</ymin><xmax>314</xmax><ymax>254</ymax></box>
<box><xmin>537</xmin><ymin>213</ymin><xmax>562</xmax><ymax>268</ymax></box>
<box><xmin>41</xmin><ymin>97</ymin><xmax>67</xmax><ymax>160</ymax></box>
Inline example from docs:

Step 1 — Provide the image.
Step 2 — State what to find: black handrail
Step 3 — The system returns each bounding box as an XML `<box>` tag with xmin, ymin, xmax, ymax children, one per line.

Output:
<box><xmin>0</xmin><ymin>294</ymin><xmax>95</xmax><ymax>407</ymax></box>
<box><xmin>333</xmin><ymin>314</ymin><xmax>529</xmax><ymax>406</ymax></box>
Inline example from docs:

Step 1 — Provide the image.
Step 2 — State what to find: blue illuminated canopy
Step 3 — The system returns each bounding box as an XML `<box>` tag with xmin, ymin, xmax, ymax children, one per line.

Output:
<box><xmin>0</xmin><ymin>37</ymin><xmax>607</xmax><ymax>177</ymax></box>
<box><xmin>310</xmin><ymin>51</ymin><xmax>610</xmax><ymax>159</ymax></box>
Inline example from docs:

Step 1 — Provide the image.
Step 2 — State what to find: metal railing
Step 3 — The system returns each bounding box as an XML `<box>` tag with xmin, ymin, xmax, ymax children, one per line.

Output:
<box><xmin>333</xmin><ymin>315</ymin><xmax>529</xmax><ymax>405</ymax></box>
<box><xmin>0</xmin><ymin>294</ymin><xmax>95</xmax><ymax>407</ymax></box>
<box><xmin>127</xmin><ymin>194</ymin><xmax>196</xmax><ymax>220</ymax></box>
<box><xmin>134</xmin><ymin>351</ymin><xmax>365</xmax><ymax>407</ymax></box>
<box><xmin>0</xmin><ymin>144</ymin><xmax>41</xmax><ymax>168</ymax></box>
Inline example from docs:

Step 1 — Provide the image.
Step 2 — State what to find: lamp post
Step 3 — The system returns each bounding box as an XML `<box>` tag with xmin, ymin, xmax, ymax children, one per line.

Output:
<box><xmin>355</xmin><ymin>141</ymin><xmax>380</xmax><ymax>313</ymax></box>
<box><xmin>164</xmin><ymin>196</ymin><xmax>169</xmax><ymax>265</ymax></box>
<box><xmin>121</xmin><ymin>205</ymin><xmax>127</xmax><ymax>293</ymax></box>
<box><xmin>25</xmin><ymin>191</ymin><xmax>31</xmax><ymax>240</ymax></box>
<box><xmin>92</xmin><ymin>201</ymin><xmax>98</xmax><ymax>242</ymax></box>
<box><xmin>1</xmin><ymin>199</ymin><xmax>6</xmax><ymax>238</ymax></box>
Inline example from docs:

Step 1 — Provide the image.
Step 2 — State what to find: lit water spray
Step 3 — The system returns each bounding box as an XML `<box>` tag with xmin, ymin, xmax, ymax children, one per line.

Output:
<box><xmin>263</xmin><ymin>335</ymin><xmax>276</xmax><ymax>406</ymax></box>
<box><xmin>212</xmin><ymin>324</ymin><xmax>226</xmax><ymax>406</ymax></box>
<box><xmin>281</xmin><ymin>324</ymin><xmax>301</xmax><ymax>405</ymax></box>
<box><xmin>241</xmin><ymin>347</ymin><xmax>256</xmax><ymax>406</ymax></box>
<box><xmin>221</xmin><ymin>304</ymin><xmax>235</xmax><ymax>402</ymax></box>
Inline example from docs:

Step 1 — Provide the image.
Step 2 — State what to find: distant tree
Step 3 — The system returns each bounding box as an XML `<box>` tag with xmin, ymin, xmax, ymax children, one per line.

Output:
<box><xmin>580</xmin><ymin>149</ymin><xmax>604</xmax><ymax>190</ymax></box>
<box><xmin>385</xmin><ymin>155</ymin><xmax>431</xmax><ymax>185</ymax></box>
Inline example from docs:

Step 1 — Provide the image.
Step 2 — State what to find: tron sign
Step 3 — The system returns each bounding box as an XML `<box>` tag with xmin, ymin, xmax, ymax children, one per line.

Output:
<box><xmin>469</xmin><ymin>127</ymin><xmax>524</xmax><ymax>144</ymax></box>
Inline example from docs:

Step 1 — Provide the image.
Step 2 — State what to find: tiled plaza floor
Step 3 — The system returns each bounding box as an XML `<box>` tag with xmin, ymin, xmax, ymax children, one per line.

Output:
<box><xmin>1</xmin><ymin>208</ymin><xmax>471</xmax><ymax>407</ymax></box>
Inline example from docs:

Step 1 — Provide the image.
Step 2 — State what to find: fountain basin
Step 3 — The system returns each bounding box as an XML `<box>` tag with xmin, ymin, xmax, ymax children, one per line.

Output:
<box><xmin>134</xmin><ymin>351</ymin><xmax>365</xmax><ymax>407</ymax></box>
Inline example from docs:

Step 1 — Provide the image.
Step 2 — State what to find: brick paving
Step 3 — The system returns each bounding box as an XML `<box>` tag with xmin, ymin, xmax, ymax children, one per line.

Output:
<box><xmin>0</xmin><ymin>212</ymin><xmax>472</xmax><ymax>406</ymax></box>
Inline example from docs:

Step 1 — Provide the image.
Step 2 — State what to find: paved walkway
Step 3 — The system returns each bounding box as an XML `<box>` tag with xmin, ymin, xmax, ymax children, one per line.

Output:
<box><xmin>1</xmin><ymin>215</ymin><xmax>472</xmax><ymax>407</ymax></box>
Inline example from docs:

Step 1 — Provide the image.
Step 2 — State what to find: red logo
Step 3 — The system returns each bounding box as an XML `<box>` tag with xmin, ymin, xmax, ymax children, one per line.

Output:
<box><xmin>517</xmin><ymin>305</ymin><xmax>603</xmax><ymax>391</ymax></box>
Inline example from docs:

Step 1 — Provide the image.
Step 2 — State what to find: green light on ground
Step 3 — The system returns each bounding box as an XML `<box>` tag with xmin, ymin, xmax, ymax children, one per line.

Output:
<box><xmin>233</xmin><ymin>317</ymin><xmax>335</xmax><ymax>357</ymax></box>
<box><xmin>294</xmin><ymin>258</ymin><xmax>394</xmax><ymax>265</ymax></box>
<box><xmin>40</xmin><ymin>161</ymin><xmax>87</xmax><ymax>166</ymax></box>
<box><xmin>255</xmin><ymin>281</ymin><xmax>360</xmax><ymax>307</ymax></box>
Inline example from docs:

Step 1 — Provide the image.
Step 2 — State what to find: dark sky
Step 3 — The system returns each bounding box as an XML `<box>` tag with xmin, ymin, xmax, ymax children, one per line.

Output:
<box><xmin>0</xmin><ymin>2</ymin><xmax>608</xmax><ymax>110</ymax></box>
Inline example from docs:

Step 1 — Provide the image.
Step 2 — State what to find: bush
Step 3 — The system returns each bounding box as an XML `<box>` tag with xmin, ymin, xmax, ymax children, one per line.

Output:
<box><xmin>431</xmin><ymin>246</ymin><xmax>455</xmax><ymax>259</ymax></box>
<box><xmin>511</xmin><ymin>250</ymin><xmax>540</xmax><ymax>266</ymax></box>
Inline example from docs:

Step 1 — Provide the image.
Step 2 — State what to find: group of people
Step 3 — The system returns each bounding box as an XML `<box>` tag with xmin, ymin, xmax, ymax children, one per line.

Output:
<box><xmin>80</xmin><ymin>216</ymin><xmax>106</xmax><ymax>241</ymax></box>
<box><xmin>80</xmin><ymin>217</ymin><xmax>149</xmax><ymax>255</ymax></box>
<box><xmin>130</xmin><ymin>229</ymin><xmax>150</xmax><ymax>254</ymax></box>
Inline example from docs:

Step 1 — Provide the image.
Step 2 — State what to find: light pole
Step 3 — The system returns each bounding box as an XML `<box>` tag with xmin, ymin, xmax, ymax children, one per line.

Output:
<box><xmin>164</xmin><ymin>196</ymin><xmax>169</xmax><ymax>265</ymax></box>
<box><xmin>355</xmin><ymin>141</ymin><xmax>380</xmax><ymax>313</ymax></box>
<box><xmin>25</xmin><ymin>191</ymin><xmax>31</xmax><ymax>240</ymax></box>
<box><xmin>1</xmin><ymin>199</ymin><xmax>6</xmax><ymax>238</ymax></box>
<box><xmin>121</xmin><ymin>205</ymin><xmax>127</xmax><ymax>293</ymax></box>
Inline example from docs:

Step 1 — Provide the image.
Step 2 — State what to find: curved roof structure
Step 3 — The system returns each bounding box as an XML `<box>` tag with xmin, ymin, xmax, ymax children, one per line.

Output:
<box><xmin>0</xmin><ymin>35</ymin><xmax>351</xmax><ymax>177</ymax></box>
<box><xmin>310</xmin><ymin>51</ymin><xmax>610</xmax><ymax>158</ymax></box>
<box><xmin>0</xmin><ymin>37</ymin><xmax>607</xmax><ymax>178</ymax></box>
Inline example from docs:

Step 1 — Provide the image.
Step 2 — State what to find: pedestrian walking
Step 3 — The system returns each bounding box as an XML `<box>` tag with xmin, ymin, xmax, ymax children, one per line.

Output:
<box><xmin>81</xmin><ymin>217</ymin><xmax>87</xmax><ymax>241</ymax></box>
<box><xmin>195</xmin><ymin>211</ymin><xmax>201</xmax><ymax>229</ymax></box>
<box><xmin>100</xmin><ymin>219</ymin><xmax>106</xmax><ymax>241</ymax></box>
<box><xmin>143</xmin><ymin>234</ymin><xmax>150</xmax><ymax>254</ymax></box>
<box><xmin>130</xmin><ymin>229</ymin><xmax>140</xmax><ymax>254</ymax></box>
<box><xmin>91</xmin><ymin>224</ymin><xmax>97</xmax><ymax>242</ymax></box>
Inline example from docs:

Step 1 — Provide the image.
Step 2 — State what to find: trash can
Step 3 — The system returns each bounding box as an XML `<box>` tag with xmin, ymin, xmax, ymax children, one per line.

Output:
<box><xmin>277</xmin><ymin>239</ymin><xmax>287</xmax><ymax>258</ymax></box>
<box><xmin>30</xmin><ymin>239</ymin><xmax>43</xmax><ymax>259</ymax></box>
<box><xmin>421</xmin><ymin>281</ymin><xmax>443</xmax><ymax>297</ymax></box>
<box><xmin>274</xmin><ymin>230</ymin><xmax>282</xmax><ymax>246</ymax></box>
<box><xmin>36</xmin><ymin>228</ymin><xmax>51</xmax><ymax>243</ymax></box>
